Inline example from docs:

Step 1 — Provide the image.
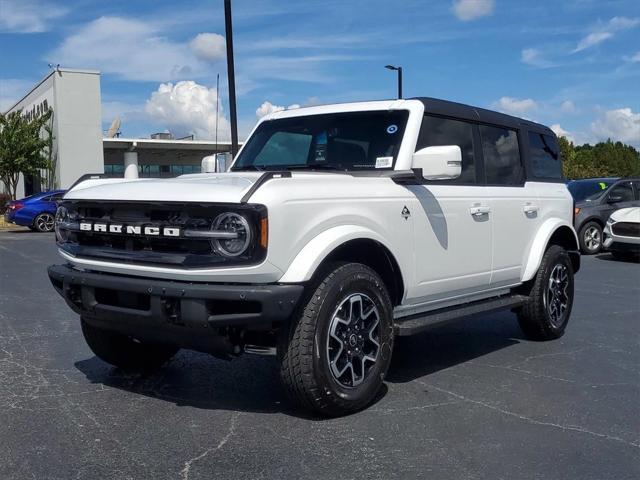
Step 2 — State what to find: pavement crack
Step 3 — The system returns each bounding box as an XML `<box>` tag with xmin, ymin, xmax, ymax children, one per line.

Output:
<box><xmin>179</xmin><ymin>412</ymin><xmax>240</xmax><ymax>480</ymax></box>
<box><xmin>418</xmin><ymin>381</ymin><xmax>640</xmax><ymax>449</ymax></box>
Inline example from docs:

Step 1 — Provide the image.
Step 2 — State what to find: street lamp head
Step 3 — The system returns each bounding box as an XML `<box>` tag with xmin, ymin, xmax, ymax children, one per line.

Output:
<box><xmin>385</xmin><ymin>65</ymin><xmax>398</xmax><ymax>71</ymax></box>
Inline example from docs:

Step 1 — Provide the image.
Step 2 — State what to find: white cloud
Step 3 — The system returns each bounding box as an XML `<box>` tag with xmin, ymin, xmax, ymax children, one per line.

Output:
<box><xmin>560</xmin><ymin>100</ymin><xmax>577</xmax><ymax>114</ymax></box>
<box><xmin>630</xmin><ymin>51</ymin><xmax>640</xmax><ymax>62</ymax></box>
<box><xmin>591</xmin><ymin>108</ymin><xmax>640</xmax><ymax>145</ymax></box>
<box><xmin>550</xmin><ymin>124</ymin><xmax>574</xmax><ymax>142</ymax></box>
<box><xmin>145</xmin><ymin>81</ymin><xmax>230</xmax><ymax>140</ymax></box>
<box><xmin>492</xmin><ymin>97</ymin><xmax>538</xmax><ymax>116</ymax></box>
<box><xmin>256</xmin><ymin>101</ymin><xmax>301</xmax><ymax>118</ymax></box>
<box><xmin>189</xmin><ymin>33</ymin><xmax>226</xmax><ymax>62</ymax></box>
<box><xmin>48</xmin><ymin>17</ymin><xmax>209</xmax><ymax>82</ymax></box>
<box><xmin>0</xmin><ymin>0</ymin><xmax>67</xmax><ymax>33</ymax></box>
<box><xmin>574</xmin><ymin>32</ymin><xmax>613</xmax><ymax>52</ymax></box>
<box><xmin>452</xmin><ymin>0</ymin><xmax>494</xmax><ymax>21</ymax></box>
<box><xmin>573</xmin><ymin>16</ymin><xmax>640</xmax><ymax>53</ymax></box>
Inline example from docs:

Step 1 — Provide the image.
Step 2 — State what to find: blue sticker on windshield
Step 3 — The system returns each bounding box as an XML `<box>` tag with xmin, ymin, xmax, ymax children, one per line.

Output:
<box><xmin>386</xmin><ymin>124</ymin><xmax>398</xmax><ymax>134</ymax></box>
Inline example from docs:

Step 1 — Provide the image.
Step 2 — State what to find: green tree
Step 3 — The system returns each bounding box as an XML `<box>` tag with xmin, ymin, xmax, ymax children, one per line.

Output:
<box><xmin>559</xmin><ymin>137</ymin><xmax>640</xmax><ymax>179</ymax></box>
<box><xmin>0</xmin><ymin>109</ymin><xmax>53</xmax><ymax>200</ymax></box>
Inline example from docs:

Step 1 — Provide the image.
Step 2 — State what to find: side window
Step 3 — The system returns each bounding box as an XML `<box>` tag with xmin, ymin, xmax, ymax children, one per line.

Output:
<box><xmin>608</xmin><ymin>182</ymin><xmax>634</xmax><ymax>203</ymax></box>
<box><xmin>416</xmin><ymin>115</ymin><xmax>476</xmax><ymax>183</ymax></box>
<box><xmin>633</xmin><ymin>181</ymin><xmax>640</xmax><ymax>200</ymax></box>
<box><xmin>528</xmin><ymin>132</ymin><xmax>562</xmax><ymax>179</ymax></box>
<box><xmin>479</xmin><ymin>125</ymin><xmax>523</xmax><ymax>185</ymax></box>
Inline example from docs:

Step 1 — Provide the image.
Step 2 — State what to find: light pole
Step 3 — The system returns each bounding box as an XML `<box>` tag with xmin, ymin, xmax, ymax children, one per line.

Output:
<box><xmin>224</xmin><ymin>0</ymin><xmax>239</xmax><ymax>158</ymax></box>
<box><xmin>385</xmin><ymin>64</ymin><xmax>403</xmax><ymax>99</ymax></box>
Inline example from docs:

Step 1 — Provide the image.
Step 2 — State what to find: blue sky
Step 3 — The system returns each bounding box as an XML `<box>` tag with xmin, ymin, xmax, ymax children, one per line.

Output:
<box><xmin>1</xmin><ymin>0</ymin><xmax>639</xmax><ymax>146</ymax></box>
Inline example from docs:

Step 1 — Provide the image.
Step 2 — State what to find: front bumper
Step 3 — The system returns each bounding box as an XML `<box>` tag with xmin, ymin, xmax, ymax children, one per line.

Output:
<box><xmin>48</xmin><ymin>264</ymin><xmax>303</xmax><ymax>353</ymax></box>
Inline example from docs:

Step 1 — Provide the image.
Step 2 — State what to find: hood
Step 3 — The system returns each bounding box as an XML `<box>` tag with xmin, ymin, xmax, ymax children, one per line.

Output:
<box><xmin>610</xmin><ymin>207</ymin><xmax>640</xmax><ymax>223</ymax></box>
<box><xmin>65</xmin><ymin>172</ymin><xmax>265</xmax><ymax>203</ymax></box>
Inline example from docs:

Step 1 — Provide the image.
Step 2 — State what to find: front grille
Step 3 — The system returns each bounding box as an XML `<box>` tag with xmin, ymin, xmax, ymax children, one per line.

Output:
<box><xmin>612</xmin><ymin>222</ymin><xmax>640</xmax><ymax>238</ymax></box>
<box><xmin>57</xmin><ymin>201</ymin><xmax>266</xmax><ymax>268</ymax></box>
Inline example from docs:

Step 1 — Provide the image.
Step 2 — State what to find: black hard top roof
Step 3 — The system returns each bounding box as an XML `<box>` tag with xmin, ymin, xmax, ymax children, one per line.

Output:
<box><xmin>412</xmin><ymin>97</ymin><xmax>555</xmax><ymax>136</ymax></box>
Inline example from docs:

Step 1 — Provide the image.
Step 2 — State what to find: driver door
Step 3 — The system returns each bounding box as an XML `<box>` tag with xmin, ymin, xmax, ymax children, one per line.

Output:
<box><xmin>407</xmin><ymin>115</ymin><xmax>492</xmax><ymax>306</ymax></box>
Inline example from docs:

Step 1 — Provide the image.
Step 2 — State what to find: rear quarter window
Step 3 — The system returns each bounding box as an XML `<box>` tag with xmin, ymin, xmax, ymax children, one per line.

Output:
<box><xmin>529</xmin><ymin>132</ymin><xmax>562</xmax><ymax>179</ymax></box>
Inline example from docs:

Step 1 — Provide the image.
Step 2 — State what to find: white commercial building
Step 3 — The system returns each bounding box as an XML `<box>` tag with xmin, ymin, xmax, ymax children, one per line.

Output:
<box><xmin>3</xmin><ymin>68</ymin><xmax>233</xmax><ymax>199</ymax></box>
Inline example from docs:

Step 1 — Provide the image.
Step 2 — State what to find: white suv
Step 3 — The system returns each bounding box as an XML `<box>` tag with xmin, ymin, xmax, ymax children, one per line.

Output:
<box><xmin>49</xmin><ymin>97</ymin><xmax>580</xmax><ymax>416</ymax></box>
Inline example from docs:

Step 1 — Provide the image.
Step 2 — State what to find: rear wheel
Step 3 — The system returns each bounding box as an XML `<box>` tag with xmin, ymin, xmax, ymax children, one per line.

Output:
<box><xmin>518</xmin><ymin>245</ymin><xmax>574</xmax><ymax>341</ymax></box>
<box><xmin>34</xmin><ymin>212</ymin><xmax>55</xmax><ymax>232</ymax></box>
<box><xmin>579</xmin><ymin>221</ymin><xmax>602</xmax><ymax>254</ymax></box>
<box><xmin>278</xmin><ymin>263</ymin><xmax>394</xmax><ymax>416</ymax></box>
<box><xmin>81</xmin><ymin>318</ymin><xmax>178</xmax><ymax>372</ymax></box>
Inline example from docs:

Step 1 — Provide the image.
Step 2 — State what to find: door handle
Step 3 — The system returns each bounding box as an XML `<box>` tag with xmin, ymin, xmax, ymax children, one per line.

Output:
<box><xmin>523</xmin><ymin>204</ymin><xmax>539</xmax><ymax>215</ymax></box>
<box><xmin>469</xmin><ymin>205</ymin><xmax>491</xmax><ymax>216</ymax></box>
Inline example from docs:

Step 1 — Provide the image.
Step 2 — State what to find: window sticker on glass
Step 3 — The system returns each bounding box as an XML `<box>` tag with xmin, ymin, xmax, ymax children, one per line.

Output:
<box><xmin>375</xmin><ymin>156</ymin><xmax>393</xmax><ymax>168</ymax></box>
<box><xmin>386</xmin><ymin>124</ymin><xmax>398</xmax><ymax>134</ymax></box>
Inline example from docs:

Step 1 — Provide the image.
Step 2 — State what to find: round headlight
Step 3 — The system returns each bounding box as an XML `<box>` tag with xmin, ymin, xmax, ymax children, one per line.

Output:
<box><xmin>55</xmin><ymin>206</ymin><xmax>69</xmax><ymax>242</ymax></box>
<box><xmin>212</xmin><ymin>212</ymin><xmax>251</xmax><ymax>257</ymax></box>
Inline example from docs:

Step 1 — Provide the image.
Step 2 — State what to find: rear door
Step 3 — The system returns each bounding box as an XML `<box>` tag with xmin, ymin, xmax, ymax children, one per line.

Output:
<box><xmin>407</xmin><ymin>114</ymin><xmax>492</xmax><ymax>304</ymax></box>
<box><xmin>479</xmin><ymin>125</ymin><xmax>540</xmax><ymax>288</ymax></box>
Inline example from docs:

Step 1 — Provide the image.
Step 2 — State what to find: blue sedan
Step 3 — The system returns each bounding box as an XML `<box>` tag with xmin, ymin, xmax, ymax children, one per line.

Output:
<box><xmin>4</xmin><ymin>190</ymin><xmax>66</xmax><ymax>232</ymax></box>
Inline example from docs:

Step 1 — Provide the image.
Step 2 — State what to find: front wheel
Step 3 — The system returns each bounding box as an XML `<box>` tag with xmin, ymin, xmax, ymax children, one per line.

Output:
<box><xmin>579</xmin><ymin>221</ymin><xmax>602</xmax><ymax>254</ymax></box>
<box><xmin>278</xmin><ymin>263</ymin><xmax>394</xmax><ymax>416</ymax></box>
<box><xmin>33</xmin><ymin>212</ymin><xmax>55</xmax><ymax>232</ymax></box>
<box><xmin>517</xmin><ymin>245</ymin><xmax>574</xmax><ymax>341</ymax></box>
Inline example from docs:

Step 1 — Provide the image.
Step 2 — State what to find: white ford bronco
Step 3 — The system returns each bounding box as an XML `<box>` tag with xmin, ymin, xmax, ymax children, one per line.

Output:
<box><xmin>49</xmin><ymin>97</ymin><xmax>580</xmax><ymax>416</ymax></box>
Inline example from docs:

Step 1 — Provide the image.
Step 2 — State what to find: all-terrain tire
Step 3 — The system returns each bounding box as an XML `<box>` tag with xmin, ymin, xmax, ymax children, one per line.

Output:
<box><xmin>518</xmin><ymin>245</ymin><xmax>574</xmax><ymax>341</ymax></box>
<box><xmin>278</xmin><ymin>262</ymin><xmax>394</xmax><ymax>417</ymax></box>
<box><xmin>81</xmin><ymin>318</ymin><xmax>178</xmax><ymax>372</ymax></box>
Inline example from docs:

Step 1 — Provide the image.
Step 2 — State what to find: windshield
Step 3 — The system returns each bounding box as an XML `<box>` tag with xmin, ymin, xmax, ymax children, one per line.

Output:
<box><xmin>232</xmin><ymin>111</ymin><xmax>409</xmax><ymax>171</ymax></box>
<box><xmin>568</xmin><ymin>179</ymin><xmax>617</xmax><ymax>202</ymax></box>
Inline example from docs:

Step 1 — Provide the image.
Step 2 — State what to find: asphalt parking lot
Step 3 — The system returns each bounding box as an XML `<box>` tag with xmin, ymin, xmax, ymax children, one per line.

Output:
<box><xmin>1</xmin><ymin>230</ymin><xmax>638</xmax><ymax>480</ymax></box>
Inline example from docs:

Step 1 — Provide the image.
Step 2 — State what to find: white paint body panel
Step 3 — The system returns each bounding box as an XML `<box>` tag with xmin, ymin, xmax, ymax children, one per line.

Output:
<box><xmin>59</xmin><ymin>99</ymin><xmax>577</xmax><ymax>311</ymax></box>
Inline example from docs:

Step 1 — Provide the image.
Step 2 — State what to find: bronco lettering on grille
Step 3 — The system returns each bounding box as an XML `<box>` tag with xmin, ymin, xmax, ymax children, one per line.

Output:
<box><xmin>78</xmin><ymin>222</ymin><xmax>181</xmax><ymax>237</ymax></box>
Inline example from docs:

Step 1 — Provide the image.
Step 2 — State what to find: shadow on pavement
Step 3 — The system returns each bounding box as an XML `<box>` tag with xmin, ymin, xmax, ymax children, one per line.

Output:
<box><xmin>74</xmin><ymin>311</ymin><xmax>524</xmax><ymax>416</ymax></box>
<box><xmin>594</xmin><ymin>252</ymin><xmax>639</xmax><ymax>263</ymax></box>
<box><xmin>387</xmin><ymin>310</ymin><xmax>524</xmax><ymax>383</ymax></box>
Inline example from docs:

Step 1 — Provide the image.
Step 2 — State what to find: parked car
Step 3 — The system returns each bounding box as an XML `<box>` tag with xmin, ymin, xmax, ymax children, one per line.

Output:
<box><xmin>4</xmin><ymin>190</ymin><xmax>66</xmax><ymax>232</ymax></box>
<box><xmin>568</xmin><ymin>178</ymin><xmax>640</xmax><ymax>254</ymax></box>
<box><xmin>49</xmin><ymin>97</ymin><xmax>581</xmax><ymax>416</ymax></box>
<box><xmin>603</xmin><ymin>207</ymin><xmax>640</xmax><ymax>260</ymax></box>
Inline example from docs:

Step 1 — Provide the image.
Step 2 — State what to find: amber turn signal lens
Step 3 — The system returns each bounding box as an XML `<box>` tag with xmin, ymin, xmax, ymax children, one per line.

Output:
<box><xmin>574</xmin><ymin>207</ymin><xmax>581</xmax><ymax>215</ymax></box>
<box><xmin>260</xmin><ymin>217</ymin><xmax>268</xmax><ymax>249</ymax></box>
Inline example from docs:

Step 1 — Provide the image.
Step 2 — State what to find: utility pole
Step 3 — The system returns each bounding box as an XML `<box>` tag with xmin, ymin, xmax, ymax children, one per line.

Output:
<box><xmin>224</xmin><ymin>0</ymin><xmax>239</xmax><ymax>157</ymax></box>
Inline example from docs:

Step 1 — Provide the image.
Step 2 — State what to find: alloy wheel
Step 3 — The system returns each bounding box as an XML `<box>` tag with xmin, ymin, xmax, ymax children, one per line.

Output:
<box><xmin>326</xmin><ymin>293</ymin><xmax>381</xmax><ymax>388</ymax></box>
<box><xmin>544</xmin><ymin>264</ymin><xmax>570</xmax><ymax>328</ymax></box>
<box><xmin>583</xmin><ymin>226</ymin><xmax>601</xmax><ymax>251</ymax></box>
<box><xmin>36</xmin><ymin>213</ymin><xmax>55</xmax><ymax>232</ymax></box>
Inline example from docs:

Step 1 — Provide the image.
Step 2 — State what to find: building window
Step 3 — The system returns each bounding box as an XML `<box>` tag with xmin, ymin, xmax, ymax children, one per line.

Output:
<box><xmin>479</xmin><ymin>125</ymin><xmax>523</xmax><ymax>185</ymax></box>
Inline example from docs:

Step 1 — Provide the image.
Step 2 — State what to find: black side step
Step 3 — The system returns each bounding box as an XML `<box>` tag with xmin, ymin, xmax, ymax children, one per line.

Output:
<box><xmin>394</xmin><ymin>294</ymin><xmax>528</xmax><ymax>336</ymax></box>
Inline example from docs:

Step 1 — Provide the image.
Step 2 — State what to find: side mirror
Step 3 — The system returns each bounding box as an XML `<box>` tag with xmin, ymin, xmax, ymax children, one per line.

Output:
<box><xmin>215</xmin><ymin>153</ymin><xmax>229</xmax><ymax>173</ymax></box>
<box><xmin>201</xmin><ymin>153</ymin><xmax>231</xmax><ymax>173</ymax></box>
<box><xmin>412</xmin><ymin>145</ymin><xmax>462</xmax><ymax>180</ymax></box>
<box><xmin>607</xmin><ymin>195</ymin><xmax>623</xmax><ymax>204</ymax></box>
